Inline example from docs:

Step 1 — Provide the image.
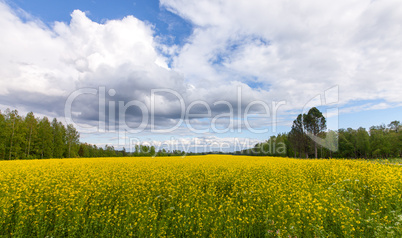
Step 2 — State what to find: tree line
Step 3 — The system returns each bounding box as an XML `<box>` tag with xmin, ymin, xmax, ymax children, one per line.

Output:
<box><xmin>2</xmin><ymin>108</ymin><xmax>400</xmax><ymax>160</ymax></box>
<box><xmin>77</xmin><ymin>143</ymin><xmax>187</xmax><ymax>158</ymax></box>
<box><xmin>0</xmin><ymin>109</ymin><xmax>80</xmax><ymax>160</ymax></box>
<box><xmin>0</xmin><ymin>109</ymin><xmax>187</xmax><ymax>160</ymax></box>
<box><xmin>238</xmin><ymin>107</ymin><xmax>402</xmax><ymax>159</ymax></box>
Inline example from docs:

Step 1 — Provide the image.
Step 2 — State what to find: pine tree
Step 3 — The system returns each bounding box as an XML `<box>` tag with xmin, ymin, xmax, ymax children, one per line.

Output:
<box><xmin>52</xmin><ymin>119</ymin><xmax>66</xmax><ymax>158</ymax></box>
<box><xmin>0</xmin><ymin>111</ymin><xmax>6</xmax><ymax>159</ymax></box>
<box><xmin>24</xmin><ymin>112</ymin><xmax>38</xmax><ymax>159</ymax></box>
<box><xmin>5</xmin><ymin>109</ymin><xmax>26</xmax><ymax>160</ymax></box>
<box><xmin>66</xmin><ymin>124</ymin><xmax>79</xmax><ymax>158</ymax></box>
<box><xmin>303</xmin><ymin>107</ymin><xmax>326</xmax><ymax>158</ymax></box>
<box><xmin>38</xmin><ymin>117</ymin><xmax>53</xmax><ymax>159</ymax></box>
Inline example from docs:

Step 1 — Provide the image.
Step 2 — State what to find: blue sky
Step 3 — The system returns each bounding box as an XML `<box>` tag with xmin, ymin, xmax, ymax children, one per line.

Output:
<box><xmin>1</xmin><ymin>0</ymin><xmax>401</xmax><ymax>151</ymax></box>
<box><xmin>9</xmin><ymin>0</ymin><xmax>192</xmax><ymax>45</ymax></box>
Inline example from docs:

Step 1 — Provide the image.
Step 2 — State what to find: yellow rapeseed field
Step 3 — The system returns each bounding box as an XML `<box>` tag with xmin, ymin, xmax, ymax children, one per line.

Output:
<box><xmin>1</xmin><ymin>155</ymin><xmax>402</xmax><ymax>237</ymax></box>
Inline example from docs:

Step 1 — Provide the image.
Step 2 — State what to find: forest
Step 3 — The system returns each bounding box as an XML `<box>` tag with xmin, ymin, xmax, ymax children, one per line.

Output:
<box><xmin>0</xmin><ymin>109</ymin><xmax>80</xmax><ymax>160</ymax></box>
<box><xmin>1</xmin><ymin>108</ymin><xmax>401</xmax><ymax>160</ymax></box>
<box><xmin>0</xmin><ymin>109</ymin><xmax>186</xmax><ymax>160</ymax></box>
<box><xmin>241</xmin><ymin>107</ymin><xmax>402</xmax><ymax>159</ymax></box>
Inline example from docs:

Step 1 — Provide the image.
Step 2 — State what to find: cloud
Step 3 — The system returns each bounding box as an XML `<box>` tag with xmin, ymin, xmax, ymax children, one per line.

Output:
<box><xmin>162</xmin><ymin>0</ymin><xmax>402</xmax><ymax>110</ymax></box>
<box><xmin>0</xmin><ymin>1</ymin><xmax>285</xmax><ymax>135</ymax></box>
<box><xmin>1</xmin><ymin>0</ymin><xmax>402</xmax><ymax>150</ymax></box>
<box><xmin>0</xmin><ymin>2</ymin><xmax>186</xmax><ymax>126</ymax></box>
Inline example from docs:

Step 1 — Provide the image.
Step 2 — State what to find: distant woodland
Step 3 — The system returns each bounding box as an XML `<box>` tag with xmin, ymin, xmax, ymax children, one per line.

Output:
<box><xmin>240</xmin><ymin>107</ymin><xmax>402</xmax><ymax>159</ymax></box>
<box><xmin>1</xmin><ymin>108</ymin><xmax>401</xmax><ymax>160</ymax></box>
<box><xmin>0</xmin><ymin>109</ymin><xmax>186</xmax><ymax>160</ymax></box>
<box><xmin>0</xmin><ymin>109</ymin><xmax>80</xmax><ymax>160</ymax></box>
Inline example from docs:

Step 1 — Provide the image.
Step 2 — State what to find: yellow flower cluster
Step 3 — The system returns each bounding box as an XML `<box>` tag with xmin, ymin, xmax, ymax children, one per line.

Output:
<box><xmin>0</xmin><ymin>155</ymin><xmax>401</xmax><ymax>237</ymax></box>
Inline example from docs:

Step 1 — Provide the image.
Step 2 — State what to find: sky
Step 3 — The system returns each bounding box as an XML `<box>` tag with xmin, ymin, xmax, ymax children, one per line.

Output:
<box><xmin>1</xmin><ymin>0</ymin><xmax>401</xmax><ymax>152</ymax></box>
